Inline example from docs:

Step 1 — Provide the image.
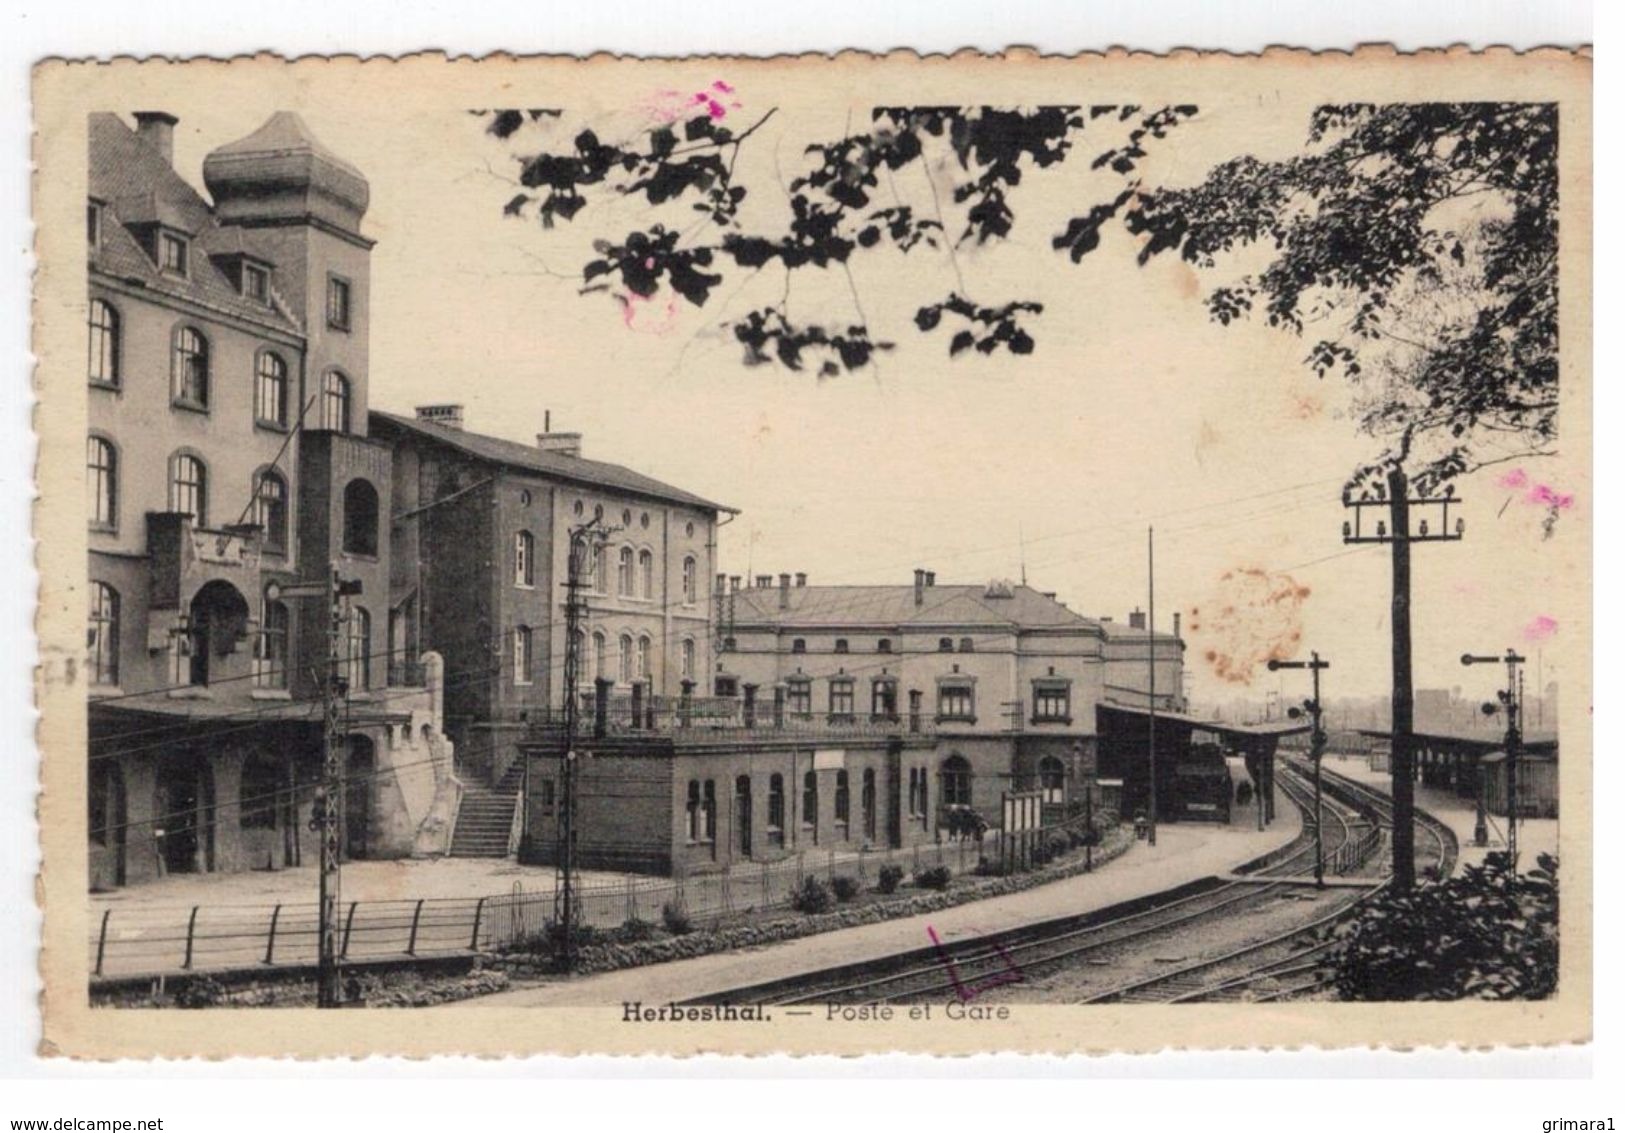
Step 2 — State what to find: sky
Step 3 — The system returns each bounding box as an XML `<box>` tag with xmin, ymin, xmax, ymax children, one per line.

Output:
<box><xmin>123</xmin><ymin>56</ymin><xmax>1585</xmax><ymax>706</ymax></box>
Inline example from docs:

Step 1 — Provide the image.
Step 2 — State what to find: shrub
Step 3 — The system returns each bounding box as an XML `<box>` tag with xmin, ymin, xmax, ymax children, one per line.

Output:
<box><xmin>1329</xmin><ymin>852</ymin><xmax>1558</xmax><ymax>1001</ymax></box>
<box><xmin>544</xmin><ymin>920</ymin><xmax>600</xmax><ymax>952</ymax></box>
<box><xmin>914</xmin><ymin>865</ymin><xmax>953</xmax><ymax>891</ymax></box>
<box><xmin>830</xmin><ymin>875</ymin><xmax>862</xmax><ymax>903</ymax></box>
<box><xmin>876</xmin><ymin>864</ymin><xmax>905</xmax><ymax>894</ymax></box>
<box><xmin>1045</xmin><ymin>834</ymin><xmax>1070</xmax><ymax>860</ymax></box>
<box><xmin>973</xmin><ymin>857</ymin><xmax>1008</xmax><ymax>878</ymax></box>
<box><xmin>174</xmin><ymin>975</ymin><xmax>229</xmax><ymax>1009</ymax></box>
<box><xmin>791</xmin><ymin>875</ymin><xmax>835</xmax><ymax>914</ymax></box>
<box><xmin>617</xmin><ymin>916</ymin><xmax>658</xmax><ymax>943</ymax></box>
<box><xmin>661</xmin><ymin>901</ymin><xmax>694</xmax><ymax>936</ymax></box>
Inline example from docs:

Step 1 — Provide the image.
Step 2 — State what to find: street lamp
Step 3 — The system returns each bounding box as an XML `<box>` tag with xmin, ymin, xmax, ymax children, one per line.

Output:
<box><xmin>1462</xmin><ymin>650</ymin><xmax>1525</xmax><ymax>868</ymax></box>
<box><xmin>1269</xmin><ymin>652</ymin><xmax>1329</xmax><ymax>888</ymax></box>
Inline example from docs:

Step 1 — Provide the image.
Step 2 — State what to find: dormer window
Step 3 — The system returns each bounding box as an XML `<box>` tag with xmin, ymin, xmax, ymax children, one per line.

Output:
<box><xmin>243</xmin><ymin>263</ymin><xmax>270</xmax><ymax>303</ymax></box>
<box><xmin>159</xmin><ymin>232</ymin><xmax>188</xmax><ymax>277</ymax></box>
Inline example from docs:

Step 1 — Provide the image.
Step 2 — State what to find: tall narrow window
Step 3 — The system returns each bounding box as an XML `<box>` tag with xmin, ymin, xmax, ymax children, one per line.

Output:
<box><xmin>618</xmin><ymin>633</ymin><xmax>633</xmax><ymax>684</ymax></box>
<box><xmin>254</xmin><ymin>597</ymin><xmax>289</xmax><ymax>689</ymax></box>
<box><xmin>702</xmin><ymin>780</ymin><xmax>717</xmax><ymax>843</ymax></box>
<box><xmin>243</xmin><ymin>263</ymin><xmax>270</xmax><ymax>303</ymax></box>
<box><xmin>87</xmin><ymin>436</ymin><xmax>116</xmax><ymax>529</ymax></box>
<box><xmin>514</xmin><ymin>530</ymin><xmax>535</xmax><ymax>587</ymax></box>
<box><xmin>592</xmin><ymin>543</ymin><xmax>609</xmax><ymax>592</ymax></box>
<box><xmin>637</xmin><ymin>634</ymin><xmax>651</xmax><ymax>680</ymax></box>
<box><xmin>168</xmin><ymin>453</ymin><xmax>207</xmax><ymax>525</ymax></box>
<box><xmin>87</xmin><ymin>202</ymin><xmax>101</xmax><ymax>248</ymax></box>
<box><xmin>342</xmin><ymin>479</ymin><xmax>379</xmax><ymax>556</ymax></box>
<box><xmin>680</xmin><ymin>638</ymin><xmax>695</xmax><ymax>680</ymax></box>
<box><xmin>322</xmin><ymin>370</ymin><xmax>351</xmax><ymax>433</ymax></box>
<box><xmin>617</xmin><ymin>547</ymin><xmax>634</xmax><ymax>596</ymax></box>
<box><xmin>767</xmin><ymin>774</ymin><xmax>785</xmax><ymax>839</ymax></box>
<box><xmin>941</xmin><ymin>755</ymin><xmax>973</xmax><ymax>808</ymax></box>
<box><xmin>253</xmin><ymin>469</ymin><xmax>288</xmax><ymax>551</ymax></box>
<box><xmin>787</xmin><ymin>680</ymin><xmax>811</xmax><ymax>717</ymax></box>
<box><xmin>802</xmin><ymin>771</ymin><xmax>818</xmax><ymax>835</ymax></box>
<box><xmin>159</xmin><ymin>232</ymin><xmax>188</xmax><ymax>276</ymax></box>
<box><xmin>862</xmin><ymin>768</ymin><xmax>877</xmax><ymax>841</ymax></box>
<box><xmin>87</xmin><ymin>299</ymin><xmax>119</xmax><ymax>387</ymax></box>
<box><xmin>1039</xmin><ymin>757</ymin><xmax>1066</xmax><ymax>804</ymax></box>
<box><xmin>682</xmin><ymin>556</ymin><xmax>697</xmax><ymax>604</ymax></box>
<box><xmin>871</xmin><ymin>678</ymin><xmax>897</xmax><ymax>720</ymax></box>
<box><xmin>346</xmin><ymin>606</ymin><xmax>371</xmax><ymax>691</ymax></box>
<box><xmin>592</xmin><ymin>631</ymin><xmax>607</xmax><ymax>680</ymax></box>
<box><xmin>87</xmin><ymin>582</ymin><xmax>119</xmax><ymax>687</ymax></box>
<box><xmin>171</xmin><ymin>326</ymin><xmax>209</xmax><ymax>407</ymax></box>
<box><xmin>834</xmin><ymin>770</ymin><xmax>850</xmax><ymax>828</ymax></box>
<box><xmin>255</xmin><ymin>352</ymin><xmax>287</xmax><ymax>426</ymax></box>
<box><xmin>686</xmin><ymin>780</ymin><xmax>702</xmax><ymax>842</ymax></box>
<box><xmin>638</xmin><ymin>549</ymin><xmax>654</xmax><ymax>598</ymax></box>
<box><xmin>513</xmin><ymin>625</ymin><xmax>533</xmax><ymax>685</ymax></box>
<box><xmin>829</xmin><ymin>678</ymin><xmax>854</xmax><ymax>720</ymax></box>
<box><xmin>326</xmin><ymin>275</ymin><xmax>352</xmax><ymax>330</ymax></box>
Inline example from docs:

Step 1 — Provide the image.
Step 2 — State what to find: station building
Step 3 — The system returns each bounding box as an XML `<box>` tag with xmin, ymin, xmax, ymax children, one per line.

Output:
<box><xmin>85</xmin><ymin>111</ymin><xmax>454</xmax><ymax>888</ymax></box>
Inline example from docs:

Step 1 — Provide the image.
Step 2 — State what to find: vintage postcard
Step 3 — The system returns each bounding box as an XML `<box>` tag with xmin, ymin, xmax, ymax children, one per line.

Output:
<box><xmin>31</xmin><ymin>48</ymin><xmax>1591</xmax><ymax>1058</ymax></box>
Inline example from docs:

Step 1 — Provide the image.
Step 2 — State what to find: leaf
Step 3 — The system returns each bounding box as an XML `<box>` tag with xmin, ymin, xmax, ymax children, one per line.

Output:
<box><xmin>949</xmin><ymin>330</ymin><xmax>976</xmax><ymax>355</ymax></box>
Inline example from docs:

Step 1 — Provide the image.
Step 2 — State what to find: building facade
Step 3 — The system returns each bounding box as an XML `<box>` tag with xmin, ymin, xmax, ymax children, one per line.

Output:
<box><xmin>717</xmin><ymin>571</ymin><xmax>1185</xmax><ymax>824</ymax></box>
<box><xmin>370</xmin><ymin>408</ymin><xmax>730</xmax><ymax>796</ymax></box>
<box><xmin>86</xmin><ymin>111</ymin><xmax>453</xmax><ymax>889</ymax></box>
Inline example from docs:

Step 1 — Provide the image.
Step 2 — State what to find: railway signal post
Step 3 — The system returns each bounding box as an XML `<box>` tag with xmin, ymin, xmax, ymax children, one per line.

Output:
<box><xmin>1462</xmin><ymin>649</ymin><xmax>1526</xmax><ymax>868</ymax></box>
<box><xmin>1270</xmin><ymin>652</ymin><xmax>1330</xmax><ymax>888</ymax></box>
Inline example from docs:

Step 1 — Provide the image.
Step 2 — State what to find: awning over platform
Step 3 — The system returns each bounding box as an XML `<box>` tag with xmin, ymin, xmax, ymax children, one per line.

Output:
<box><xmin>1097</xmin><ymin>701</ymin><xmax>1311</xmax><ymax>743</ymax></box>
<box><xmin>1356</xmin><ymin>728</ymin><xmax>1557</xmax><ymax>756</ymax></box>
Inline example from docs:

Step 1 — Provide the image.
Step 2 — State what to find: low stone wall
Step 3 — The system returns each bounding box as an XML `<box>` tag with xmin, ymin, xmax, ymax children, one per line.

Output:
<box><xmin>489</xmin><ymin>825</ymin><xmax>1137</xmax><ymax>981</ymax></box>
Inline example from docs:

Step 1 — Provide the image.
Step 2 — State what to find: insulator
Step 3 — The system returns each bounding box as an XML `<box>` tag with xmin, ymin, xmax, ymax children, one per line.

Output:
<box><xmin>1376</xmin><ymin>520</ymin><xmax>1387</xmax><ymax>537</ymax></box>
<box><xmin>1456</xmin><ymin>518</ymin><xmax>1466</xmax><ymax>535</ymax></box>
<box><xmin>1418</xmin><ymin>519</ymin><xmax>1429</xmax><ymax>536</ymax></box>
<box><xmin>1342</xmin><ymin>521</ymin><xmax>1352</xmax><ymax>538</ymax></box>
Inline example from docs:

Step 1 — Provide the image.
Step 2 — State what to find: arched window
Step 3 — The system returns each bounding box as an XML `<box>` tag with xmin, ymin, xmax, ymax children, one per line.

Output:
<box><xmin>637</xmin><ymin>634</ymin><xmax>651</xmax><ymax>680</ymax></box>
<box><xmin>514</xmin><ymin>530</ymin><xmax>535</xmax><ymax>587</ymax></box>
<box><xmin>252</xmin><ymin>469</ymin><xmax>288</xmax><ymax>551</ymax></box>
<box><xmin>767</xmin><ymin>774</ymin><xmax>785</xmax><ymax>840</ymax></box>
<box><xmin>87</xmin><ymin>435</ymin><xmax>116</xmax><ymax>529</ymax></box>
<box><xmin>862</xmin><ymin>768</ymin><xmax>877</xmax><ymax>841</ymax></box>
<box><xmin>168</xmin><ymin>452</ymin><xmax>207</xmax><ymax>525</ymax></box>
<box><xmin>833</xmin><ymin>638</ymin><xmax>849</xmax><ymax>654</ymax></box>
<box><xmin>834</xmin><ymin>770</ymin><xmax>850</xmax><ymax>828</ymax></box>
<box><xmin>255</xmin><ymin>352</ymin><xmax>288</xmax><ymax>426</ymax></box>
<box><xmin>87</xmin><ymin>581</ymin><xmax>119</xmax><ymax>687</ymax></box>
<box><xmin>638</xmin><ymin>549</ymin><xmax>654</xmax><ymax>598</ymax></box>
<box><xmin>88</xmin><ymin>299</ymin><xmax>119</xmax><ymax>387</ymax></box>
<box><xmin>342</xmin><ymin>479</ymin><xmax>379</xmax><ymax>557</ymax></box>
<box><xmin>941</xmin><ymin>755</ymin><xmax>973</xmax><ymax>808</ymax></box>
<box><xmin>680</xmin><ymin>638</ymin><xmax>695</xmax><ymax>680</ymax></box>
<box><xmin>592</xmin><ymin>631</ymin><xmax>607</xmax><ymax>680</ymax></box>
<box><xmin>791</xmin><ymin>638</ymin><xmax>806</xmax><ymax>654</ymax></box>
<box><xmin>171</xmin><ymin>326</ymin><xmax>209</xmax><ymax>406</ymax></box>
<box><xmin>702</xmin><ymin>780</ymin><xmax>716</xmax><ymax>843</ymax></box>
<box><xmin>721</xmin><ymin>636</ymin><xmax>737</xmax><ymax>653</ymax></box>
<box><xmin>682</xmin><ymin>556</ymin><xmax>697</xmax><ymax>604</ymax></box>
<box><xmin>877</xmin><ymin>638</ymin><xmax>892</xmax><ymax>653</ymax></box>
<box><xmin>1039</xmin><ymin>756</ymin><xmax>1066</xmax><ymax>804</ymax></box>
<box><xmin>346</xmin><ymin>606</ymin><xmax>371</xmax><ymax>691</ymax></box>
<box><xmin>802</xmin><ymin>770</ymin><xmax>819</xmax><ymax>835</ymax></box>
<box><xmin>255</xmin><ymin>595</ymin><xmax>288</xmax><ymax>689</ymax></box>
<box><xmin>938</xmin><ymin>637</ymin><xmax>954</xmax><ymax>652</ymax></box>
<box><xmin>513</xmin><ymin>625</ymin><xmax>533</xmax><ymax>685</ymax></box>
<box><xmin>958</xmin><ymin>637</ymin><xmax>976</xmax><ymax>653</ymax></box>
<box><xmin>617</xmin><ymin>546</ymin><xmax>635</xmax><ymax>596</ymax></box>
<box><xmin>239</xmin><ymin>758</ymin><xmax>280</xmax><ymax>830</ymax></box>
<box><xmin>618</xmin><ymin>633</ymin><xmax>633</xmax><ymax>684</ymax></box>
<box><xmin>321</xmin><ymin>370</ymin><xmax>351</xmax><ymax>433</ymax></box>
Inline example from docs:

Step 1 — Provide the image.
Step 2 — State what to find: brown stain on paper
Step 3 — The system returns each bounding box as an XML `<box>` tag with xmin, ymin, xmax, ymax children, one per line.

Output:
<box><xmin>1185</xmin><ymin>566</ymin><xmax>1312</xmax><ymax>684</ymax></box>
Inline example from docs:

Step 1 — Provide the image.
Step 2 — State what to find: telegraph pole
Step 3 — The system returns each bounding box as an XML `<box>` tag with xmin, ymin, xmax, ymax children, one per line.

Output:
<box><xmin>1146</xmin><ymin>525</ymin><xmax>1157</xmax><ymax>847</ymax></box>
<box><xmin>1343</xmin><ymin>468</ymin><xmax>1464</xmax><ymax>890</ymax></box>
<box><xmin>1270</xmin><ymin>652</ymin><xmax>1330</xmax><ymax>888</ymax></box>
<box><xmin>268</xmin><ymin>566</ymin><xmax>360</xmax><ymax>1008</ymax></box>
<box><xmin>1463</xmin><ymin>649</ymin><xmax>1525</xmax><ymax>868</ymax></box>
<box><xmin>554</xmin><ymin>517</ymin><xmax>611</xmax><ymax>971</ymax></box>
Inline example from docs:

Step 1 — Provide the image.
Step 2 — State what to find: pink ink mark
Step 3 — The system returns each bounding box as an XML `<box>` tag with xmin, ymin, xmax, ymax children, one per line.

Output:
<box><xmin>1498</xmin><ymin>468</ymin><xmax>1530</xmax><ymax>490</ymax></box>
<box><xmin>644</xmin><ymin>83</ymin><xmax>744</xmax><ymax>124</ymax></box>
<box><xmin>927</xmin><ymin>924</ymin><xmax>1024</xmax><ymax>1002</ymax></box>
<box><xmin>1526</xmin><ymin>483</ymin><xmax>1575</xmax><ymax>510</ymax></box>
<box><xmin>1522</xmin><ymin>615</ymin><xmax>1558</xmax><ymax>642</ymax></box>
<box><xmin>617</xmin><ymin>290</ymin><xmax>681</xmax><ymax>335</ymax></box>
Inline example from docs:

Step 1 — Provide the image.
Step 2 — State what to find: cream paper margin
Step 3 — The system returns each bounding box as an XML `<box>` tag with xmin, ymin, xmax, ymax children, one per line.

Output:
<box><xmin>32</xmin><ymin>48</ymin><xmax>1592</xmax><ymax>1059</ymax></box>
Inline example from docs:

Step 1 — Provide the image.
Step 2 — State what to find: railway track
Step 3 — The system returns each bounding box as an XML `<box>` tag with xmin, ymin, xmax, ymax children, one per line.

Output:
<box><xmin>686</xmin><ymin>764</ymin><xmax>1381</xmax><ymax>1008</ymax></box>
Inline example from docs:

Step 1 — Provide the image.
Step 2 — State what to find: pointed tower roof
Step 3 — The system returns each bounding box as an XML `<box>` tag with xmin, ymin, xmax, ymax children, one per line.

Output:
<box><xmin>203</xmin><ymin>112</ymin><xmax>369</xmax><ymax>235</ymax></box>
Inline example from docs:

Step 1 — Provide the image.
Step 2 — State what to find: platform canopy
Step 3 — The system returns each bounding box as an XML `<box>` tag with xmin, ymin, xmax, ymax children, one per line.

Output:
<box><xmin>1356</xmin><ymin>728</ymin><xmax>1558</xmax><ymax>757</ymax></box>
<box><xmin>1097</xmin><ymin>701</ymin><xmax>1311</xmax><ymax>744</ymax></box>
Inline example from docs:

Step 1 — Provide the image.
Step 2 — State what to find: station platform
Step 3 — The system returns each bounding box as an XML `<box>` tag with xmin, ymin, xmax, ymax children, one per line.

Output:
<box><xmin>455</xmin><ymin>804</ymin><xmax>1303</xmax><ymax>1008</ymax></box>
<box><xmin>1322</xmin><ymin>753</ymin><xmax>1560</xmax><ymax>875</ymax></box>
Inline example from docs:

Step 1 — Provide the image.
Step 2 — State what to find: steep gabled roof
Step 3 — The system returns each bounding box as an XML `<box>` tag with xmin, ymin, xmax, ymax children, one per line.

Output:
<box><xmin>370</xmin><ymin>411</ymin><xmax>733</xmax><ymax>514</ymax></box>
<box><xmin>88</xmin><ymin>113</ymin><xmax>302</xmax><ymax>336</ymax></box>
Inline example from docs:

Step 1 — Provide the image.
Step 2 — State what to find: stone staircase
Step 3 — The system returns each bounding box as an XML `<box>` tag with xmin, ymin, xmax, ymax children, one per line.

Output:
<box><xmin>449</xmin><ymin>763</ymin><xmax>523</xmax><ymax>858</ymax></box>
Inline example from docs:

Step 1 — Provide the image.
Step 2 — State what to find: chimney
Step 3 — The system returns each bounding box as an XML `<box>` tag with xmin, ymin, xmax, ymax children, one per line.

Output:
<box><xmin>924</xmin><ymin>571</ymin><xmax>936</xmax><ymax>587</ymax></box>
<box><xmin>415</xmin><ymin>404</ymin><xmax>464</xmax><ymax>430</ymax></box>
<box><xmin>794</xmin><ymin>572</ymin><xmax>807</xmax><ymax>588</ymax></box>
<box><xmin>133</xmin><ymin>111</ymin><xmax>178</xmax><ymax>167</ymax></box>
<box><xmin>755</xmin><ymin>574</ymin><xmax>772</xmax><ymax>589</ymax></box>
<box><xmin>779</xmin><ymin>573</ymin><xmax>791</xmax><ymax>608</ymax></box>
<box><xmin>715</xmin><ymin>573</ymin><xmax>727</xmax><ymax>597</ymax></box>
<box><xmin>1128</xmin><ymin>608</ymin><xmax>1147</xmax><ymax>630</ymax></box>
<box><xmin>914</xmin><ymin>569</ymin><xmax>925</xmax><ymax>607</ymax></box>
<box><xmin>1173</xmin><ymin>612</ymin><xmax>1182</xmax><ymax>639</ymax></box>
<box><xmin>536</xmin><ymin>432</ymin><xmax>583</xmax><ymax>458</ymax></box>
<box><xmin>729</xmin><ymin>575</ymin><xmax>741</xmax><ymax>593</ymax></box>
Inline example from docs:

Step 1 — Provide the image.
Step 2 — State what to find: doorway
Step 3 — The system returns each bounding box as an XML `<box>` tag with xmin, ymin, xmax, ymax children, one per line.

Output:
<box><xmin>735</xmin><ymin>775</ymin><xmax>753</xmax><ymax>859</ymax></box>
<box><xmin>155</xmin><ymin>761</ymin><xmax>214</xmax><ymax>874</ymax></box>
